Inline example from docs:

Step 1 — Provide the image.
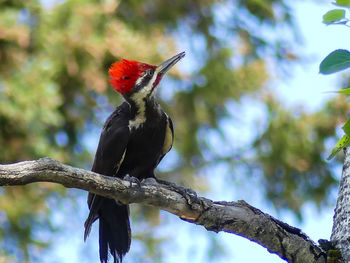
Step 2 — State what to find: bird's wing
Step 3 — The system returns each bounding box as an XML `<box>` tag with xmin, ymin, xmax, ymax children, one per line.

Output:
<box><xmin>92</xmin><ymin>102</ymin><xmax>131</xmax><ymax>177</ymax></box>
<box><xmin>84</xmin><ymin>102</ymin><xmax>131</xmax><ymax>240</ymax></box>
<box><xmin>158</xmin><ymin>115</ymin><xmax>174</xmax><ymax>165</ymax></box>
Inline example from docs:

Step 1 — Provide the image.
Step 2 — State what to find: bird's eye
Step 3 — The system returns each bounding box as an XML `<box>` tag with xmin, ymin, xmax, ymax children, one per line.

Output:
<box><xmin>145</xmin><ymin>70</ymin><xmax>152</xmax><ymax>77</ymax></box>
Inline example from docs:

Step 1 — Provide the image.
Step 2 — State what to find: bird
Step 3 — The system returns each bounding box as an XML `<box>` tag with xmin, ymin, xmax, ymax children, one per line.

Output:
<box><xmin>84</xmin><ymin>51</ymin><xmax>186</xmax><ymax>263</ymax></box>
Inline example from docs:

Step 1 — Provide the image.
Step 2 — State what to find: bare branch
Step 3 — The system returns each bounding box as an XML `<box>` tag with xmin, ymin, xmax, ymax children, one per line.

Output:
<box><xmin>0</xmin><ymin>157</ymin><xmax>326</xmax><ymax>263</ymax></box>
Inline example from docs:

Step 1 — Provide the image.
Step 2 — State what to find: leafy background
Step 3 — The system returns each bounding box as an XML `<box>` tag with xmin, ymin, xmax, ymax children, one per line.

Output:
<box><xmin>0</xmin><ymin>0</ymin><xmax>347</xmax><ymax>262</ymax></box>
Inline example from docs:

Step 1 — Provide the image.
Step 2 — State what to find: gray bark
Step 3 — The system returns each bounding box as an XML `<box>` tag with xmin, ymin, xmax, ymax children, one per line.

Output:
<box><xmin>331</xmin><ymin>147</ymin><xmax>350</xmax><ymax>261</ymax></box>
<box><xmin>0</xmin><ymin>157</ymin><xmax>327</xmax><ymax>263</ymax></box>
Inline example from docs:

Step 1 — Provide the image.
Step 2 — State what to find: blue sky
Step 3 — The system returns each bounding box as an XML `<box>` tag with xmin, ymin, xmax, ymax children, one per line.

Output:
<box><xmin>275</xmin><ymin>1</ymin><xmax>344</xmax><ymax>112</ymax></box>
<box><xmin>41</xmin><ymin>1</ymin><xmax>350</xmax><ymax>263</ymax></box>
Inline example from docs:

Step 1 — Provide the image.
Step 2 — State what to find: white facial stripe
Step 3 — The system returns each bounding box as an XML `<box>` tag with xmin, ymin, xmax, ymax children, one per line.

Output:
<box><xmin>128</xmin><ymin>68</ymin><xmax>161</xmax><ymax>130</ymax></box>
<box><xmin>142</xmin><ymin>70</ymin><xmax>158</xmax><ymax>95</ymax></box>
<box><xmin>135</xmin><ymin>74</ymin><xmax>147</xmax><ymax>86</ymax></box>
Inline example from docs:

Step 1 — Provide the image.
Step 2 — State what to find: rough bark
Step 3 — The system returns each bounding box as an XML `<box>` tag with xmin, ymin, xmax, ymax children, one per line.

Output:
<box><xmin>331</xmin><ymin>147</ymin><xmax>350</xmax><ymax>262</ymax></box>
<box><xmin>0</xmin><ymin>157</ymin><xmax>327</xmax><ymax>263</ymax></box>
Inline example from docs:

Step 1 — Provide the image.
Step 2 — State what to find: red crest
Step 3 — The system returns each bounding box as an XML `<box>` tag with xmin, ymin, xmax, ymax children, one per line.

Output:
<box><xmin>108</xmin><ymin>59</ymin><xmax>155</xmax><ymax>93</ymax></box>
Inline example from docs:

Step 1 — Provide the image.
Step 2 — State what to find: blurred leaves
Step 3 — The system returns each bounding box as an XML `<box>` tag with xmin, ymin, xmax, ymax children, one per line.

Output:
<box><xmin>254</xmin><ymin>96</ymin><xmax>342</xmax><ymax>215</ymax></box>
<box><xmin>0</xmin><ymin>0</ymin><xmax>346</xmax><ymax>262</ymax></box>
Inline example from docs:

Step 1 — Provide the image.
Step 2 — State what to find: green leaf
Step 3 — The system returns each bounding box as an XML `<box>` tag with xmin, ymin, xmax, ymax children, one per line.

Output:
<box><xmin>330</xmin><ymin>87</ymin><xmax>350</xmax><ymax>94</ymax></box>
<box><xmin>343</xmin><ymin>118</ymin><xmax>350</xmax><ymax>134</ymax></box>
<box><xmin>335</xmin><ymin>0</ymin><xmax>350</xmax><ymax>7</ymax></box>
<box><xmin>323</xmin><ymin>9</ymin><xmax>345</xmax><ymax>24</ymax></box>
<box><xmin>324</xmin><ymin>88</ymin><xmax>350</xmax><ymax>94</ymax></box>
<box><xmin>327</xmin><ymin>134</ymin><xmax>350</xmax><ymax>160</ymax></box>
<box><xmin>320</xmin><ymin>49</ymin><xmax>350</xmax><ymax>74</ymax></box>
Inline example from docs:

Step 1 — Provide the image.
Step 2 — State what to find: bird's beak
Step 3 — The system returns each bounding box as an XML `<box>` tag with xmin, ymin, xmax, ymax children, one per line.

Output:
<box><xmin>157</xmin><ymin>51</ymin><xmax>186</xmax><ymax>76</ymax></box>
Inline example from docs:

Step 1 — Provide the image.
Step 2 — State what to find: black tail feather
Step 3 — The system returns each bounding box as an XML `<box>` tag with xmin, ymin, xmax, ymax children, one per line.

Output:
<box><xmin>98</xmin><ymin>198</ymin><xmax>131</xmax><ymax>263</ymax></box>
<box><xmin>84</xmin><ymin>194</ymin><xmax>103</xmax><ymax>241</ymax></box>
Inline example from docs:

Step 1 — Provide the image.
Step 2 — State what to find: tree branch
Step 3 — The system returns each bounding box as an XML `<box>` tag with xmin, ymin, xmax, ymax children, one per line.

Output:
<box><xmin>0</xmin><ymin>158</ymin><xmax>326</xmax><ymax>263</ymax></box>
<box><xmin>331</xmin><ymin>147</ymin><xmax>350</xmax><ymax>262</ymax></box>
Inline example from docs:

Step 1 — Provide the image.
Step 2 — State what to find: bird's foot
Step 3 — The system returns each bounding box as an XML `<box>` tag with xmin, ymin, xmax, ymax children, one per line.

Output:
<box><xmin>155</xmin><ymin>178</ymin><xmax>177</xmax><ymax>187</ymax></box>
<box><xmin>155</xmin><ymin>179</ymin><xmax>198</xmax><ymax>205</ymax></box>
<box><xmin>179</xmin><ymin>186</ymin><xmax>197</xmax><ymax>205</ymax></box>
<box><xmin>123</xmin><ymin>174</ymin><xmax>141</xmax><ymax>187</ymax></box>
<box><xmin>141</xmin><ymin>177</ymin><xmax>158</xmax><ymax>185</ymax></box>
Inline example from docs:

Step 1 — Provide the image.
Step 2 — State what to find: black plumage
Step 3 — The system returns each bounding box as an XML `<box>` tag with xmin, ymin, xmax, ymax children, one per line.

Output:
<box><xmin>85</xmin><ymin>101</ymin><xmax>174</xmax><ymax>263</ymax></box>
<box><xmin>84</xmin><ymin>52</ymin><xmax>184</xmax><ymax>263</ymax></box>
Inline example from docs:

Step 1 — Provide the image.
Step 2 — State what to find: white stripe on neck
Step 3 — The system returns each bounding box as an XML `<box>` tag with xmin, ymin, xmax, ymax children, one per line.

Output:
<box><xmin>128</xmin><ymin>92</ymin><xmax>146</xmax><ymax>130</ymax></box>
<box><xmin>128</xmin><ymin>69</ymin><xmax>159</xmax><ymax>130</ymax></box>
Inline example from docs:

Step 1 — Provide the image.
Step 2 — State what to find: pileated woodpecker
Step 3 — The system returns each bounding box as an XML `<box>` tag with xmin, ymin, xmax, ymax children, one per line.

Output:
<box><xmin>84</xmin><ymin>52</ymin><xmax>185</xmax><ymax>263</ymax></box>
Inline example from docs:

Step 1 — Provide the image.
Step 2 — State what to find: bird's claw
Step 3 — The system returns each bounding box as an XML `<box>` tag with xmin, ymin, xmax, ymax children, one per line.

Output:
<box><xmin>155</xmin><ymin>179</ymin><xmax>198</xmax><ymax>205</ymax></box>
<box><xmin>180</xmin><ymin>186</ymin><xmax>197</xmax><ymax>205</ymax></box>
<box><xmin>141</xmin><ymin>177</ymin><xmax>158</xmax><ymax>185</ymax></box>
<box><xmin>123</xmin><ymin>174</ymin><xmax>141</xmax><ymax>187</ymax></box>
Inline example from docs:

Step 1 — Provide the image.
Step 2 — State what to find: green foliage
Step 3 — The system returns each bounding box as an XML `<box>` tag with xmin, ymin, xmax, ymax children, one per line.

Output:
<box><xmin>330</xmin><ymin>87</ymin><xmax>350</xmax><ymax>94</ymax></box>
<box><xmin>327</xmin><ymin>249</ymin><xmax>343</xmax><ymax>263</ymax></box>
<box><xmin>255</xmin><ymin>97</ymin><xmax>338</xmax><ymax>214</ymax></box>
<box><xmin>327</xmin><ymin>134</ymin><xmax>350</xmax><ymax>160</ymax></box>
<box><xmin>323</xmin><ymin>9</ymin><xmax>345</xmax><ymax>24</ymax></box>
<box><xmin>328</xmin><ymin>116</ymin><xmax>350</xmax><ymax>160</ymax></box>
<box><xmin>342</xmin><ymin>118</ymin><xmax>350</xmax><ymax>134</ymax></box>
<box><xmin>320</xmin><ymin>49</ymin><xmax>350</xmax><ymax>75</ymax></box>
<box><xmin>320</xmin><ymin>2</ymin><xmax>350</xmax><ymax>160</ymax></box>
<box><xmin>334</xmin><ymin>0</ymin><xmax>350</xmax><ymax>7</ymax></box>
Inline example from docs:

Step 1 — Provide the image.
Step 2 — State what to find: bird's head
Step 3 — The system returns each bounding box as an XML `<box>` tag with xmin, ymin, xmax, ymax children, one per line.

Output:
<box><xmin>109</xmin><ymin>52</ymin><xmax>185</xmax><ymax>99</ymax></box>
